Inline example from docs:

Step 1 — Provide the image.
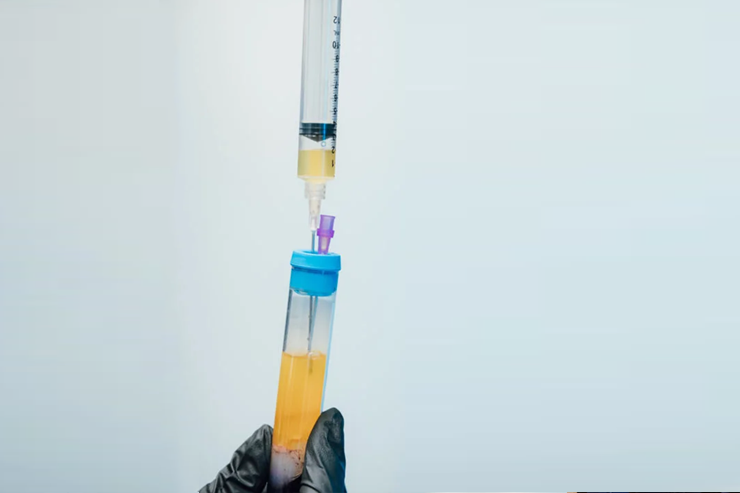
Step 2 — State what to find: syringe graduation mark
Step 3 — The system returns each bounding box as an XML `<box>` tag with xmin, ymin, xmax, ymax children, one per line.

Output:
<box><xmin>331</xmin><ymin>14</ymin><xmax>340</xmax><ymax>135</ymax></box>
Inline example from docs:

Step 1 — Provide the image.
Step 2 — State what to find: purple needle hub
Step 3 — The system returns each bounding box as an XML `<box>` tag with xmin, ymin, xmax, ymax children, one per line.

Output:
<box><xmin>316</xmin><ymin>215</ymin><xmax>336</xmax><ymax>254</ymax></box>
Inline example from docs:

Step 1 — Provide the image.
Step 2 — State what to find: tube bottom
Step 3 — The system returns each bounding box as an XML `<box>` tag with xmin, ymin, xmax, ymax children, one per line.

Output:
<box><xmin>269</xmin><ymin>445</ymin><xmax>303</xmax><ymax>491</ymax></box>
<box><xmin>270</xmin><ymin>351</ymin><xmax>327</xmax><ymax>490</ymax></box>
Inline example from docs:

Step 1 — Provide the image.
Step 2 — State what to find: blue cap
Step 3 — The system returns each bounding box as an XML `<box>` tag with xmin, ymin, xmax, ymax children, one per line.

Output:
<box><xmin>289</xmin><ymin>250</ymin><xmax>341</xmax><ymax>297</ymax></box>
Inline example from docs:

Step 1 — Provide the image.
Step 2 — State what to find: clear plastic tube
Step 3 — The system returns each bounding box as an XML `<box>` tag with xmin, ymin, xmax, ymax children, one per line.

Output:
<box><xmin>269</xmin><ymin>250</ymin><xmax>340</xmax><ymax>492</ymax></box>
<box><xmin>297</xmin><ymin>0</ymin><xmax>343</xmax><ymax>231</ymax></box>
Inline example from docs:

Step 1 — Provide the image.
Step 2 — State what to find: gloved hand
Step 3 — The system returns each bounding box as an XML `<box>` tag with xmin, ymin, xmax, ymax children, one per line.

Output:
<box><xmin>199</xmin><ymin>408</ymin><xmax>347</xmax><ymax>493</ymax></box>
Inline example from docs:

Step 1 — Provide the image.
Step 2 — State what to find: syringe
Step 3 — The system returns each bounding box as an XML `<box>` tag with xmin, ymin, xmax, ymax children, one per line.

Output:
<box><xmin>297</xmin><ymin>0</ymin><xmax>343</xmax><ymax>234</ymax></box>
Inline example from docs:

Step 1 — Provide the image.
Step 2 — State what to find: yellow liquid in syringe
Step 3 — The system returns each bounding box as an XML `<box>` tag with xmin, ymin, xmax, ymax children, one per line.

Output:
<box><xmin>298</xmin><ymin>149</ymin><xmax>335</xmax><ymax>181</ymax></box>
<box><xmin>273</xmin><ymin>351</ymin><xmax>328</xmax><ymax>453</ymax></box>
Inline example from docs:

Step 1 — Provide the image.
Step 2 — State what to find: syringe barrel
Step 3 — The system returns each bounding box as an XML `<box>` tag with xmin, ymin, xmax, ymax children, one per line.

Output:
<box><xmin>269</xmin><ymin>251</ymin><xmax>341</xmax><ymax>492</ymax></box>
<box><xmin>297</xmin><ymin>0</ymin><xmax>342</xmax><ymax>183</ymax></box>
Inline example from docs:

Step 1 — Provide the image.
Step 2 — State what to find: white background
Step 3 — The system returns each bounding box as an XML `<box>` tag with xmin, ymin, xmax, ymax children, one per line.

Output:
<box><xmin>1</xmin><ymin>1</ymin><xmax>739</xmax><ymax>491</ymax></box>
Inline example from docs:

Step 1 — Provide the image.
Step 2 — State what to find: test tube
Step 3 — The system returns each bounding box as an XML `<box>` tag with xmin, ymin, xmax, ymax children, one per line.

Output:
<box><xmin>269</xmin><ymin>248</ymin><xmax>341</xmax><ymax>492</ymax></box>
<box><xmin>298</xmin><ymin>0</ymin><xmax>343</xmax><ymax>231</ymax></box>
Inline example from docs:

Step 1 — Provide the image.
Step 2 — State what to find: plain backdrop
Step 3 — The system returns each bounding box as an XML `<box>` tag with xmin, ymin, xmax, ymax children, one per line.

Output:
<box><xmin>1</xmin><ymin>1</ymin><xmax>739</xmax><ymax>491</ymax></box>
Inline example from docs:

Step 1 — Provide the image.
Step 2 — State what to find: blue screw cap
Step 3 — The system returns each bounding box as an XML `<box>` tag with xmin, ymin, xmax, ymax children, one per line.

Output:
<box><xmin>289</xmin><ymin>250</ymin><xmax>341</xmax><ymax>296</ymax></box>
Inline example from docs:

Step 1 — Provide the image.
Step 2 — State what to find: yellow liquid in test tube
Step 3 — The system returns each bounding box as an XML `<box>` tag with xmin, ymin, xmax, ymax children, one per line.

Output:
<box><xmin>273</xmin><ymin>351</ymin><xmax>328</xmax><ymax>454</ymax></box>
<box><xmin>297</xmin><ymin>149</ymin><xmax>335</xmax><ymax>181</ymax></box>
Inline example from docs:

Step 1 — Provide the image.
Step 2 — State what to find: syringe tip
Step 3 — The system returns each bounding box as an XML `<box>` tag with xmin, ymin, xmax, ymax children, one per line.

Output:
<box><xmin>309</xmin><ymin>206</ymin><xmax>320</xmax><ymax>231</ymax></box>
<box><xmin>316</xmin><ymin>215</ymin><xmax>336</xmax><ymax>254</ymax></box>
<box><xmin>305</xmin><ymin>182</ymin><xmax>326</xmax><ymax>231</ymax></box>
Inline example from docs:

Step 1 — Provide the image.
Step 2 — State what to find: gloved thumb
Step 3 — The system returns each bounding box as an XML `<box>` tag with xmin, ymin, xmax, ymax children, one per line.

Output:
<box><xmin>299</xmin><ymin>408</ymin><xmax>347</xmax><ymax>493</ymax></box>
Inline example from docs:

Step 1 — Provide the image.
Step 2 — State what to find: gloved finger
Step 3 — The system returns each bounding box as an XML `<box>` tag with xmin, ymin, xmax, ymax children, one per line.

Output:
<box><xmin>200</xmin><ymin>424</ymin><xmax>273</xmax><ymax>493</ymax></box>
<box><xmin>299</xmin><ymin>408</ymin><xmax>347</xmax><ymax>493</ymax></box>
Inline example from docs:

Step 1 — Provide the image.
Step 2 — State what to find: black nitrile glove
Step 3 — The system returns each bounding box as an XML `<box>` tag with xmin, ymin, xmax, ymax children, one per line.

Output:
<box><xmin>199</xmin><ymin>408</ymin><xmax>347</xmax><ymax>493</ymax></box>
